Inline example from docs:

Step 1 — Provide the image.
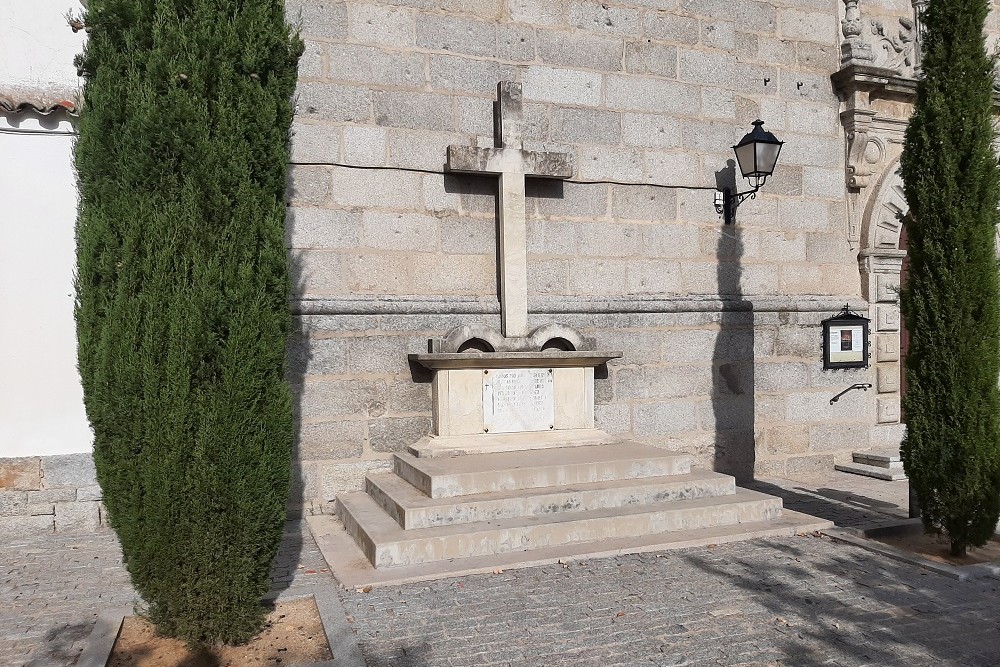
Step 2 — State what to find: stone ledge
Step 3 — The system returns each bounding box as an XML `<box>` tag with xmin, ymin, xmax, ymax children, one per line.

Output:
<box><xmin>307</xmin><ymin>510</ymin><xmax>832</xmax><ymax>589</ymax></box>
<box><xmin>410</xmin><ymin>350</ymin><xmax>622</xmax><ymax>369</ymax></box>
<box><xmin>294</xmin><ymin>294</ymin><xmax>868</xmax><ymax>316</ymax></box>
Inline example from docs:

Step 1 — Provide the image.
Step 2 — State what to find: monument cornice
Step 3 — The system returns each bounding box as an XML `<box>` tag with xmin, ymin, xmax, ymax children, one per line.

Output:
<box><xmin>408</xmin><ymin>351</ymin><xmax>623</xmax><ymax>370</ymax></box>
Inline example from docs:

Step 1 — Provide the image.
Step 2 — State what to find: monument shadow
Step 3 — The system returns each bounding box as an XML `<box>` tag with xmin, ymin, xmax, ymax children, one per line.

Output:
<box><xmin>712</xmin><ymin>160</ymin><xmax>756</xmax><ymax>482</ymax></box>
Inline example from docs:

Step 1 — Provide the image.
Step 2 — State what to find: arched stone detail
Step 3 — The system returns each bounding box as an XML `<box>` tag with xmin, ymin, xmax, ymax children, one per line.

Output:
<box><xmin>860</xmin><ymin>155</ymin><xmax>907</xmax><ymax>254</ymax></box>
<box><xmin>527</xmin><ymin>324</ymin><xmax>585</xmax><ymax>352</ymax></box>
<box><xmin>858</xmin><ymin>156</ymin><xmax>908</xmax><ymax>428</ymax></box>
<box><xmin>436</xmin><ymin>325</ymin><xmax>506</xmax><ymax>354</ymax></box>
<box><xmin>432</xmin><ymin>323</ymin><xmax>590</xmax><ymax>353</ymax></box>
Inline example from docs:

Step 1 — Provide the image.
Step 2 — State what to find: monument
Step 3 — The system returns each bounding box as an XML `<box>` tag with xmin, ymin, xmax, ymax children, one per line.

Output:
<box><xmin>308</xmin><ymin>83</ymin><xmax>830</xmax><ymax>586</ymax></box>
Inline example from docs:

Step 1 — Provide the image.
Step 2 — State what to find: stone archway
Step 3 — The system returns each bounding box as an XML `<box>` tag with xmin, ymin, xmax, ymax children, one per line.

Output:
<box><xmin>858</xmin><ymin>157</ymin><xmax>907</xmax><ymax>431</ymax></box>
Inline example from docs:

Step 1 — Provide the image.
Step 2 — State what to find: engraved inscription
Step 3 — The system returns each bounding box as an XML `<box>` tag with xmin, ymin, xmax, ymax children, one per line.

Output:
<box><xmin>483</xmin><ymin>368</ymin><xmax>554</xmax><ymax>433</ymax></box>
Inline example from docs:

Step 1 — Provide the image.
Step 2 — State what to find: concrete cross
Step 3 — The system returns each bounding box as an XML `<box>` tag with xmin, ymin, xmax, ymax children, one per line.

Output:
<box><xmin>447</xmin><ymin>82</ymin><xmax>573</xmax><ymax>338</ymax></box>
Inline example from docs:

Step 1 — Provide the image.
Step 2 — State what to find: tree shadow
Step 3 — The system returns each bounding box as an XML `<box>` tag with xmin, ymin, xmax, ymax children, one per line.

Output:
<box><xmin>711</xmin><ymin>160</ymin><xmax>755</xmax><ymax>482</ymax></box>
<box><xmin>29</xmin><ymin>621</ymin><xmax>92</xmax><ymax>666</ymax></box>
<box><xmin>269</xmin><ymin>199</ymin><xmax>310</xmax><ymax>600</ymax></box>
<box><xmin>745</xmin><ymin>478</ymin><xmax>907</xmax><ymax>528</ymax></box>
<box><xmin>360</xmin><ymin>641</ymin><xmax>434</xmax><ymax>667</ymax></box>
<box><xmin>811</xmin><ymin>485</ymin><xmax>906</xmax><ymax>513</ymax></box>
<box><xmin>681</xmin><ymin>538</ymin><xmax>1000</xmax><ymax>666</ymax></box>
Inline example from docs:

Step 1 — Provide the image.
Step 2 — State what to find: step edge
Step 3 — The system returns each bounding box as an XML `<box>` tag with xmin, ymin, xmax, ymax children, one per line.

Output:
<box><xmin>370</xmin><ymin>498</ymin><xmax>785</xmax><ymax>567</ymax></box>
<box><xmin>361</xmin><ymin>490</ymin><xmax>783</xmax><ymax>544</ymax></box>
<box><xmin>308</xmin><ymin>512</ymin><xmax>833</xmax><ymax>588</ymax></box>
<box><xmin>377</xmin><ymin>475</ymin><xmax>740</xmax><ymax>529</ymax></box>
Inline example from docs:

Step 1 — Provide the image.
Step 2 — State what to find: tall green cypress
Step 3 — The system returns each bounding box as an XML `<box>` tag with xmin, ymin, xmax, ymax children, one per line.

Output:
<box><xmin>899</xmin><ymin>0</ymin><xmax>1000</xmax><ymax>556</ymax></box>
<box><xmin>74</xmin><ymin>0</ymin><xmax>301</xmax><ymax>643</ymax></box>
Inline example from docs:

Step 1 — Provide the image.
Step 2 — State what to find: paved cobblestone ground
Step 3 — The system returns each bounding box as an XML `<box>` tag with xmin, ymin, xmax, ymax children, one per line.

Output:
<box><xmin>343</xmin><ymin>534</ymin><xmax>1000</xmax><ymax>667</ymax></box>
<box><xmin>0</xmin><ymin>521</ymin><xmax>327</xmax><ymax>667</ymax></box>
<box><xmin>747</xmin><ymin>471</ymin><xmax>910</xmax><ymax>529</ymax></box>
<box><xmin>4</xmin><ymin>475</ymin><xmax>998</xmax><ymax>667</ymax></box>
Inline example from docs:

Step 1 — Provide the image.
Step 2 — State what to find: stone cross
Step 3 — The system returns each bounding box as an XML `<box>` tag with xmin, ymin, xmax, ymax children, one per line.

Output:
<box><xmin>447</xmin><ymin>82</ymin><xmax>573</xmax><ymax>338</ymax></box>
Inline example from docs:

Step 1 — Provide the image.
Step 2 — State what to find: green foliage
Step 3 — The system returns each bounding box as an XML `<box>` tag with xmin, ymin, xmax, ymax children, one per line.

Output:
<box><xmin>73</xmin><ymin>0</ymin><xmax>302</xmax><ymax>643</ymax></box>
<box><xmin>899</xmin><ymin>0</ymin><xmax>1000</xmax><ymax>555</ymax></box>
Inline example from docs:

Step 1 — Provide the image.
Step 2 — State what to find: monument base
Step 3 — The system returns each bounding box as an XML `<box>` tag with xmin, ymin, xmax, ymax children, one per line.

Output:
<box><xmin>408</xmin><ymin>428</ymin><xmax>619</xmax><ymax>458</ymax></box>
<box><xmin>317</xmin><ymin>335</ymin><xmax>829</xmax><ymax>581</ymax></box>
<box><xmin>321</xmin><ymin>441</ymin><xmax>832</xmax><ymax>583</ymax></box>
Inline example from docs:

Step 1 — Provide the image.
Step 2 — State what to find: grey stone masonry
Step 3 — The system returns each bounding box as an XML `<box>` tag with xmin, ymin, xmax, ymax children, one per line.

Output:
<box><xmin>0</xmin><ymin>453</ymin><xmax>105</xmax><ymax>537</ymax></box>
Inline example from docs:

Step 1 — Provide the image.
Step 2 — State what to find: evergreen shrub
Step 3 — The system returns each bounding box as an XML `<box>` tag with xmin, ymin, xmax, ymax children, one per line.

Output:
<box><xmin>899</xmin><ymin>0</ymin><xmax>1000</xmax><ymax>555</ymax></box>
<box><xmin>74</xmin><ymin>0</ymin><xmax>302</xmax><ymax>642</ymax></box>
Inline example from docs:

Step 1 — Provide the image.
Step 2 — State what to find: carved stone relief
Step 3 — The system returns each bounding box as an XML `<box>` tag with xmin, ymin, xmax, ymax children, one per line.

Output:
<box><xmin>841</xmin><ymin>0</ymin><xmax>923</xmax><ymax>78</ymax></box>
<box><xmin>832</xmin><ymin>64</ymin><xmax>913</xmax><ymax>245</ymax></box>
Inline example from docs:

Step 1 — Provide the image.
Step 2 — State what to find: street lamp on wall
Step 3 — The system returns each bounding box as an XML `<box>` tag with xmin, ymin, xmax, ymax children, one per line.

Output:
<box><xmin>714</xmin><ymin>120</ymin><xmax>784</xmax><ymax>225</ymax></box>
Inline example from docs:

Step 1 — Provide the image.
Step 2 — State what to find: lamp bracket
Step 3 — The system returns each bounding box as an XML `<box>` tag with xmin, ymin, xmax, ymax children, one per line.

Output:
<box><xmin>714</xmin><ymin>182</ymin><xmax>764</xmax><ymax>225</ymax></box>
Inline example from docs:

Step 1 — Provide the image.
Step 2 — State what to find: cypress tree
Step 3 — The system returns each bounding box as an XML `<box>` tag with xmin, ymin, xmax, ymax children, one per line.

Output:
<box><xmin>899</xmin><ymin>0</ymin><xmax>1000</xmax><ymax>556</ymax></box>
<box><xmin>73</xmin><ymin>0</ymin><xmax>301</xmax><ymax>643</ymax></box>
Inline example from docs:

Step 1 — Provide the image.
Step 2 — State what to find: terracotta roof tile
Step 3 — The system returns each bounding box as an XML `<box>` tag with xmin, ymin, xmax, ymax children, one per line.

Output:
<box><xmin>0</xmin><ymin>94</ymin><xmax>79</xmax><ymax>117</ymax></box>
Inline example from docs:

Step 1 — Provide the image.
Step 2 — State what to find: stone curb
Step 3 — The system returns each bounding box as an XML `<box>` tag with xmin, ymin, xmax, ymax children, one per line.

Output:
<box><xmin>826</xmin><ymin>520</ymin><xmax>1000</xmax><ymax>581</ymax></box>
<box><xmin>75</xmin><ymin>608</ymin><xmax>130</xmax><ymax>667</ymax></box>
<box><xmin>312</xmin><ymin>589</ymin><xmax>366</xmax><ymax>667</ymax></box>
<box><xmin>75</xmin><ymin>593</ymin><xmax>364</xmax><ymax>667</ymax></box>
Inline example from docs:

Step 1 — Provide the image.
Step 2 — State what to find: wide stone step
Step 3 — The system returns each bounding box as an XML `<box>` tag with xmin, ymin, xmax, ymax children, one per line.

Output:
<box><xmin>335</xmin><ymin>489</ymin><xmax>782</xmax><ymax>568</ymax></box>
<box><xmin>835</xmin><ymin>462</ymin><xmax>907</xmax><ymax>481</ymax></box>
<box><xmin>852</xmin><ymin>450</ymin><xmax>903</xmax><ymax>469</ymax></box>
<box><xmin>393</xmin><ymin>442</ymin><xmax>691</xmax><ymax>499</ymax></box>
<box><xmin>308</xmin><ymin>509</ymin><xmax>834</xmax><ymax>589</ymax></box>
<box><xmin>366</xmin><ymin>469</ymin><xmax>737</xmax><ymax>529</ymax></box>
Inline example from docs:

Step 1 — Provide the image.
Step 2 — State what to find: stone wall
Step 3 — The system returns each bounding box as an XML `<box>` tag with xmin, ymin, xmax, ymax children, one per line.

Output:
<box><xmin>289</xmin><ymin>301</ymin><xmax>896</xmax><ymax>512</ymax></box>
<box><xmin>0</xmin><ymin>0</ymin><xmax>920</xmax><ymax>534</ymax></box>
<box><xmin>286</xmin><ymin>0</ymin><xmax>857</xmax><ymax>302</ymax></box>
<box><xmin>0</xmin><ymin>454</ymin><xmax>104</xmax><ymax>538</ymax></box>
<box><xmin>284</xmin><ymin>0</ymin><xmax>890</xmax><ymax>512</ymax></box>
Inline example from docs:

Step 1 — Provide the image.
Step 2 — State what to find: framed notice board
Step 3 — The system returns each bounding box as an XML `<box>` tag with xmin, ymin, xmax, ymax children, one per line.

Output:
<box><xmin>822</xmin><ymin>308</ymin><xmax>870</xmax><ymax>370</ymax></box>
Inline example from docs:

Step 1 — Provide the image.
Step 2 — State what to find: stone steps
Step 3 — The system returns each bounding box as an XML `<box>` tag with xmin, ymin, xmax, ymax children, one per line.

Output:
<box><xmin>853</xmin><ymin>450</ymin><xmax>903</xmax><ymax>468</ymax></box>
<box><xmin>321</xmin><ymin>441</ymin><xmax>831</xmax><ymax>578</ymax></box>
<box><xmin>835</xmin><ymin>462</ymin><xmax>908</xmax><ymax>481</ymax></box>
<box><xmin>366</xmin><ymin>468</ymin><xmax>737</xmax><ymax>529</ymax></box>
<box><xmin>836</xmin><ymin>449</ymin><xmax>907</xmax><ymax>481</ymax></box>
<box><xmin>393</xmin><ymin>441</ymin><xmax>691</xmax><ymax>499</ymax></box>
<box><xmin>336</xmin><ymin>488</ymin><xmax>783</xmax><ymax>568</ymax></box>
<box><xmin>307</xmin><ymin>509</ymin><xmax>833</xmax><ymax>589</ymax></box>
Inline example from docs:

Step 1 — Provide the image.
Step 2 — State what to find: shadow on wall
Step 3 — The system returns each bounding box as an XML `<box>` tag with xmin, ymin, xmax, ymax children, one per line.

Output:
<box><xmin>712</xmin><ymin>159</ymin><xmax>756</xmax><ymax>482</ymax></box>
<box><xmin>271</xmin><ymin>222</ymin><xmax>309</xmax><ymax>600</ymax></box>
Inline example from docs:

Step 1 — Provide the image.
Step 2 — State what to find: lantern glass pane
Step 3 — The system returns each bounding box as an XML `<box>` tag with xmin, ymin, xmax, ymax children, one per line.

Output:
<box><xmin>754</xmin><ymin>142</ymin><xmax>781</xmax><ymax>175</ymax></box>
<box><xmin>734</xmin><ymin>142</ymin><xmax>757</xmax><ymax>177</ymax></box>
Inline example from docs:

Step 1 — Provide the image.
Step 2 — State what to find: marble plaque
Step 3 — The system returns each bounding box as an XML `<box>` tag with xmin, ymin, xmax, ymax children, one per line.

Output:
<box><xmin>483</xmin><ymin>368</ymin><xmax>554</xmax><ymax>433</ymax></box>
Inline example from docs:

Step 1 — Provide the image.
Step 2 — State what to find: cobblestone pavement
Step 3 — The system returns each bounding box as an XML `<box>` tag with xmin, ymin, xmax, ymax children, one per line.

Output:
<box><xmin>0</xmin><ymin>521</ymin><xmax>328</xmax><ymax>667</ymax></box>
<box><xmin>746</xmin><ymin>471</ymin><xmax>910</xmax><ymax>529</ymax></box>
<box><xmin>343</xmin><ymin>534</ymin><xmax>1000</xmax><ymax>667</ymax></box>
<box><xmin>5</xmin><ymin>473</ymin><xmax>998</xmax><ymax>667</ymax></box>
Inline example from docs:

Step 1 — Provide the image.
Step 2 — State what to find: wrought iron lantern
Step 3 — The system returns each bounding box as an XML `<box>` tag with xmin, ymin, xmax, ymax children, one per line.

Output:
<box><xmin>715</xmin><ymin>120</ymin><xmax>784</xmax><ymax>225</ymax></box>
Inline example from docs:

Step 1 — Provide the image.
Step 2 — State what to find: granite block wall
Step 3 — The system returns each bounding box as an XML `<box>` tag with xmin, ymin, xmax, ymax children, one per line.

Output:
<box><xmin>282</xmin><ymin>0</ymin><xmax>893</xmax><ymax>511</ymax></box>
<box><xmin>0</xmin><ymin>0</ymin><xmax>931</xmax><ymax>534</ymax></box>
<box><xmin>0</xmin><ymin>454</ymin><xmax>104</xmax><ymax>538</ymax></box>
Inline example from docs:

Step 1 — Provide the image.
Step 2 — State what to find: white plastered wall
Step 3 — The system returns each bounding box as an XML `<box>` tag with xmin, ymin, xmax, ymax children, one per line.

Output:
<box><xmin>0</xmin><ymin>0</ymin><xmax>91</xmax><ymax>457</ymax></box>
<box><xmin>0</xmin><ymin>0</ymin><xmax>85</xmax><ymax>97</ymax></box>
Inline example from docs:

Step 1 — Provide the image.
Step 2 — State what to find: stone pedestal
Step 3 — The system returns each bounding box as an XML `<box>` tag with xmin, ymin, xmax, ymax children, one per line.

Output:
<box><xmin>407</xmin><ymin>351</ymin><xmax>621</xmax><ymax>457</ymax></box>
<box><xmin>316</xmin><ymin>346</ymin><xmax>830</xmax><ymax>584</ymax></box>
